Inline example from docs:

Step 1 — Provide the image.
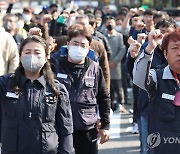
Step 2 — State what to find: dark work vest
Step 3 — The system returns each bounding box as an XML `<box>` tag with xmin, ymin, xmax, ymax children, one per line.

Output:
<box><xmin>148</xmin><ymin>69</ymin><xmax>180</xmax><ymax>154</ymax></box>
<box><xmin>57</xmin><ymin>59</ymin><xmax>99</xmax><ymax>130</ymax></box>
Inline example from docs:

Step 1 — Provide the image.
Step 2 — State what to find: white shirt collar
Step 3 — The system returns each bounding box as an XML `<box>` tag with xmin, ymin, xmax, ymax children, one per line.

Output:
<box><xmin>162</xmin><ymin>65</ymin><xmax>175</xmax><ymax>80</ymax></box>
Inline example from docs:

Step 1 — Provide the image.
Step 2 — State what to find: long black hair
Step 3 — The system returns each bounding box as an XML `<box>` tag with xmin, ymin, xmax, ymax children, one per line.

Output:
<box><xmin>11</xmin><ymin>35</ymin><xmax>60</xmax><ymax>95</ymax></box>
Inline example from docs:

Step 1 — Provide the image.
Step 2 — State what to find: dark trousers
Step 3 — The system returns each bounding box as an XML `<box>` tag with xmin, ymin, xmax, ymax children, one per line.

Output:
<box><xmin>133</xmin><ymin>84</ymin><xmax>139</xmax><ymax>123</ymax></box>
<box><xmin>73</xmin><ymin>128</ymin><xmax>98</xmax><ymax>154</ymax></box>
<box><xmin>121</xmin><ymin>65</ymin><xmax>129</xmax><ymax>103</ymax></box>
<box><xmin>110</xmin><ymin>79</ymin><xmax>125</xmax><ymax>104</ymax></box>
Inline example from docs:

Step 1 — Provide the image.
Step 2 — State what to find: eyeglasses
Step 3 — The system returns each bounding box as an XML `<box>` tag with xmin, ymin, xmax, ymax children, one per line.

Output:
<box><xmin>69</xmin><ymin>40</ymin><xmax>89</xmax><ymax>49</ymax></box>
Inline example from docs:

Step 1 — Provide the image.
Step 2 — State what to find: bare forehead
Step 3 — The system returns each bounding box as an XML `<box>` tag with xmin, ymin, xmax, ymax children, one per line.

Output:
<box><xmin>23</xmin><ymin>42</ymin><xmax>45</xmax><ymax>49</ymax></box>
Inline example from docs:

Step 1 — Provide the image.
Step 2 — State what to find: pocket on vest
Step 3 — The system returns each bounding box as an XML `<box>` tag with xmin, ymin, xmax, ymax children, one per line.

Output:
<box><xmin>1</xmin><ymin>121</ymin><xmax>17</xmax><ymax>152</ymax></box>
<box><xmin>159</xmin><ymin>101</ymin><xmax>175</xmax><ymax>122</ymax></box>
<box><xmin>78</xmin><ymin>104</ymin><xmax>97</xmax><ymax>126</ymax></box>
<box><xmin>4</xmin><ymin>97</ymin><xmax>17</xmax><ymax>118</ymax></box>
<box><xmin>42</xmin><ymin>123</ymin><xmax>58</xmax><ymax>153</ymax></box>
<box><xmin>85</xmin><ymin>77</ymin><xmax>95</xmax><ymax>87</ymax></box>
<box><xmin>45</xmin><ymin>102</ymin><xmax>57</xmax><ymax>122</ymax></box>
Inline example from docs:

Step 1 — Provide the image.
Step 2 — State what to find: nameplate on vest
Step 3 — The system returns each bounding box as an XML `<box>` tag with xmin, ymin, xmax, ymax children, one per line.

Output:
<box><xmin>6</xmin><ymin>92</ymin><xmax>19</xmax><ymax>99</ymax></box>
<box><xmin>45</xmin><ymin>92</ymin><xmax>53</xmax><ymax>95</ymax></box>
<box><xmin>162</xmin><ymin>93</ymin><xmax>175</xmax><ymax>101</ymax></box>
<box><xmin>57</xmin><ymin>73</ymin><xmax>68</xmax><ymax>79</ymax></box>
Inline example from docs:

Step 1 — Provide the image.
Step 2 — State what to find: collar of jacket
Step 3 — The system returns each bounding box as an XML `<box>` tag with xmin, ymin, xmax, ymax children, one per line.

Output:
<box><xmin>60</xmin><ymin>56</ymin><xmax>92</xmax><ymax>68</ymax></box>
<box><xmin>162</xmin><ymin>65</ymin><xmax>176</xmax><ymax>81</ymax></box>
<box><xmin>20</xmin><ymin>74</ymin><xmax>46</xmax><ymax>88</ymax></box>
<box><xmin>105</xmin><ymin>29</ymin><xmax>117</xmax><ymax>37</ymax></box>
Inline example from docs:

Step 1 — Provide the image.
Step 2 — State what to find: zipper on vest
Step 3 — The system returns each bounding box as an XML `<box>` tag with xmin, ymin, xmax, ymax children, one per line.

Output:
<box><xmin>29</xmin><ymin>81</ymin><xmax>33</xmax><ymax>119</ymax></box>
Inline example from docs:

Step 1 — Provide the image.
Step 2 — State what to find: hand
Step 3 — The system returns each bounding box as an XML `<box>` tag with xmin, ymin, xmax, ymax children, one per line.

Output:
<box><xmin>97</xmin><ymin>129</ymin><xmax>109</xmax><ymax>144</ymax></box>
<box><xmin>137</xmin><ymin>33</ymin><xmax>147</xmax><ymax>45</ymax></box>
<box><xmin>52</xmin><ymin>12</ymin><xmax>59</xmax><ymax>20</ymax></box>
<box><xmin>137</xmin><ymin>7</ymin><xmax>145</xmax><ymax>15</ymax></box>
<box><xmin>128</xmin><ymin>36</ymin><xmax>136</xmax><ymax>45</ymax></box>
<box><xmin>135</xmin><ymin>21</ymin><xmax>145</xmax><ymax>31</ymax></box>
<box><xmin>41</xmin><ymin>14</ymin><xmax>53</xmax><ymax>25</ymax></box>
<box><xmin>109</xmin><ymin>61</ymin><xmax>116</xmax><ymax>69</ymax></box>
<box><xmin>28</xmin><ymin>27</ymin><xmax>42</xmax><ymax>37</ymax></box>
<box><xmin>96</xmin><ymin>119</ymin><xmax>101</xmax><ymax>131</ymax></box>
<box><xmin>129</xmin><ymin>41</ymin><xmax>141</xmax><ymax>58</ymax></box>
<box><xmin>146</xmin><ymin>29</ymin><xmax>163</xmax><ymax>54</ymax></box>
<box><xmin>46</xmin><ymin>37</ymin><xmax>57</xmax><ymax>53</ymax></box>
<box><xmin>127</xmin><ymin>8</ymin><xmax>138</xmax><ymax>17</ymax></box>
<box><xmin>62</xmin><ymin>13</ymin><xmax>69</xmax><ymax>19</ymax></box>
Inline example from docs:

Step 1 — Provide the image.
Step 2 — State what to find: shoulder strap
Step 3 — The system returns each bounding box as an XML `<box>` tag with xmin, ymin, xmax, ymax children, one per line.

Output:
<box><xmin>149</xmin><ymin>68</ymin><xmax>164</xmax><ymax>101</ymax></box>
<box><xmin>155</xmin><ymin>68</ymin><xmax>164</xmax><ymax>83</ymax></box>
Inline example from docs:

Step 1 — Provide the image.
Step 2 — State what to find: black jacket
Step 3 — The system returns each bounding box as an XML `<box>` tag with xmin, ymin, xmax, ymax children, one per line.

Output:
<box><xmin>0</xmin><ymin>73</ymin><xmax>74</xmax><ymax>154</ymax></box>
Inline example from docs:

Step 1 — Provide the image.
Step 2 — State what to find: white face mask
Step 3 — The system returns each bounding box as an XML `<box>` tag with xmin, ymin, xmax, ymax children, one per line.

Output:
<box><xmin>3</xmin><ymin>21</ymin><xmax>13</xmax><ymax>31</ymax></box>
<box><xmin>158</xmin><ymin>35</ymin><xmax>164</xmax><ymax>46</ymax></box>
<box><xmin>159</xmin><ymin>39</ymin><xmax>163</xmax><ymax>46</ymax></box>
<box><xmin>17</xmin><ymin>21</ymin><xmax>24</xmax><ymax>29</ymax></box>
<box><xmin>23</xmin><ymin>14</ymin><xmax>32</xmax><ymax>23</ymax></box>
<box><xmin>68</xmin><ymin>46</ymin><xmax>89</xmax><ymax>63</ymax></box>
<box><xmin>115</xmin><ymin>25</ymin><xmax>122</xmax><ymax>32</ymax></box>
<box><xmin>21</xmin><ymin>55</ymin><xmax>46</xmax><ymax>73</ymax></box>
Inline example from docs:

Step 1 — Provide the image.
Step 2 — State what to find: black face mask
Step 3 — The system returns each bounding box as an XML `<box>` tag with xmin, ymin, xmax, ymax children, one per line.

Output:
<box><xmin>106</xmin><ymin>24</ymin><xmax>113</xmax><ymax>31</ymax></box>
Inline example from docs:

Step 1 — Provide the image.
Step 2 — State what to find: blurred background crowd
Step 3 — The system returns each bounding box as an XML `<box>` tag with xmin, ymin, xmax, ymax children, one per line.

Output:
<box><xmin>0</xmin><ymin>0</ymin><xmax>180</xmax><ymax>153</ymax></box>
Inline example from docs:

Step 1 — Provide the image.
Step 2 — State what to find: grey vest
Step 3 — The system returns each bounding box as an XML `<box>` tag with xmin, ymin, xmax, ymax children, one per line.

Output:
<box><xmin>57</xmin><ymin>60</ymin><xmax>99</xmax><ymax>130</ymax></box>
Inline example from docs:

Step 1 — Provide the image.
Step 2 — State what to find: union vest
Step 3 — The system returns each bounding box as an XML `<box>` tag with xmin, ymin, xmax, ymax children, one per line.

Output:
<box><xmin>57</xmin><ymin>58</ymin><xmax>99</xmax><ymax>130</ymax></box>
<box><xmin>148</xmin><ymin>69</ymin><xmax>180</xmax><ymax>154</ymax></box>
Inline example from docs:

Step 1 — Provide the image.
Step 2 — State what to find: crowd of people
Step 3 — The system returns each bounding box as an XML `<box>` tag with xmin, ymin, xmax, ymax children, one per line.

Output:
<box><xmin>0</xmin><ymin>0</ymin><xmax>180</xmax><ymax>154</ymax></box>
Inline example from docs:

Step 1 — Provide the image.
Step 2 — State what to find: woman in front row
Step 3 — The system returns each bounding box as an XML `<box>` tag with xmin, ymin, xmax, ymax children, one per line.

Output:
<box><xmin>0</xmin><ymin>36</ymin><xmax>74</xmax><ymax>154</ymax></box>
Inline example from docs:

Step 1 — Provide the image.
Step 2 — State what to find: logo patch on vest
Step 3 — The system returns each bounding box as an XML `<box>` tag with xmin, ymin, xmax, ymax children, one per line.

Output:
<box><xmin>57</xmin><ymin>73</ymin><xmax>68</xmax><ymax>79</ymax></box>
<box><xmin>162</xmin><ymin>93</ymin><xmax>175</xmax><ymax>101</ymax></box>
<box><xmin>6</xmin><ymin>92</ymin><xmax>19</xmax><ymax>98</ymax></box>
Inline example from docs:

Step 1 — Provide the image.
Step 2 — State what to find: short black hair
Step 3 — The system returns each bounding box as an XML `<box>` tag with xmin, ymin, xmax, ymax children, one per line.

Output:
<box><xmin>117</xmin><ymin>10</ymin><xmax>127</xmax><ymax>16</ymax></box>
<box><xmin>70</xmin><ymin>10</ymin><xmax>76</xmax><ymax>14</ymax></box>
<box><xmin>67</xmin><ymin>24</ymin><xmax>92</xmax><ymax>45</ymax></box>
<box><xmin>155</xmin><ymin>18</ymin><xmax>177</xmax><ymax>29</ymax></box>
<box><xmin>49</xmin><ymin>3</ymin><xmax>58</xmax><ymax>9</ymax></box>
<box><xmin>104</xmin><ymin>15</ymin><xmax>115</xmax><ymax>22</ymax></box>
<box><xmin>143</xmin><ymin>9</ymin><xmax>154</xmax><ymax>16</ymax></box>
